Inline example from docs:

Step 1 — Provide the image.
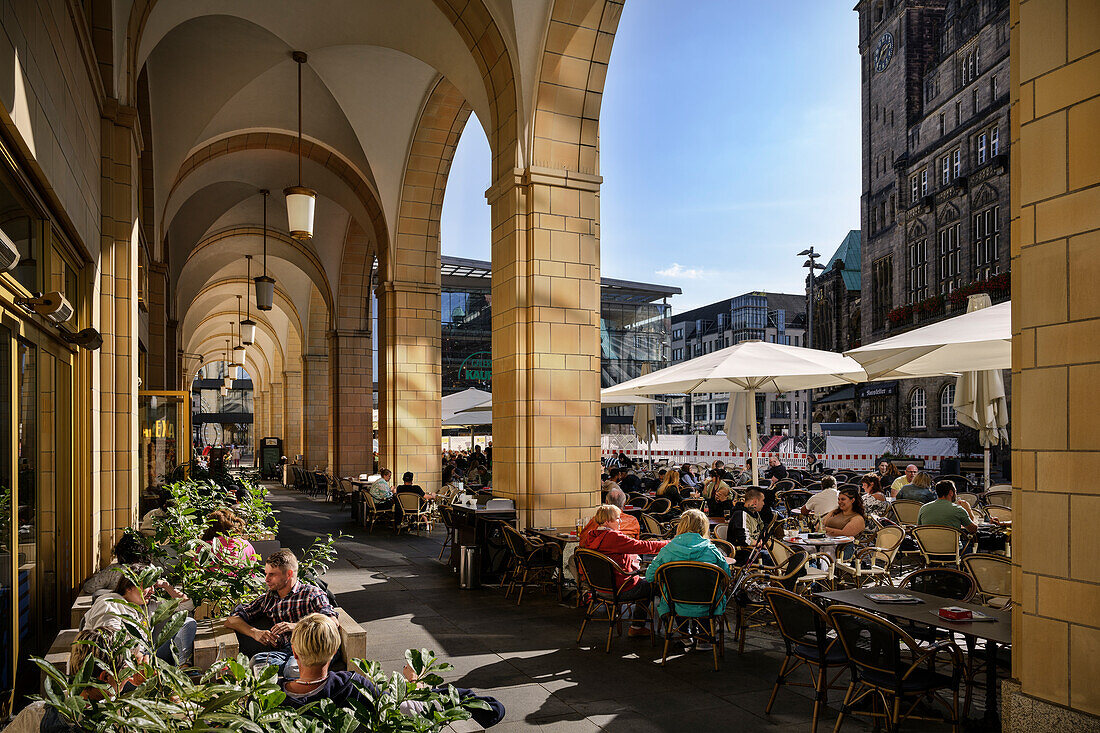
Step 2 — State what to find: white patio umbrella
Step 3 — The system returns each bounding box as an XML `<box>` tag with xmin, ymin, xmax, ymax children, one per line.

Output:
<box><xmin>953</xmin><ymin>294</ymin><xmax>1010</xmax><ymax>489</ymax></box>
<box><xmin>442</xmin><ymin>387</ymin><xmax>493</xmax><ymax>422</ymax></box>
<box><xmin>602</xmin><ymin>341</ymin><xmax>868</xmax><ymax>482</ymax></box>
<box><xmin>457</xmin><ymin>392</ymin><xmax>664</xmax><ymax>413</ymax></box>
<box><xmin>631</xmin><ymin>364</ymin><xmax>658</xmax><ymax>468</ymax></box>
<box><xmin>843</xmin><ymin>301</ymin><xmax>1011</xmax><ymax>380</ymax></box>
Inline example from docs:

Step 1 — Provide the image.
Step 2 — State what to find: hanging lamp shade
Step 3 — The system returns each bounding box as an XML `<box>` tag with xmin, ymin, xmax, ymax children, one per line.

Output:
<box><xmin>285</xmin><ymin>51</ymin><xmax>316</xmax><ymax>240</ymax></box>
<box><xmin>220</xmin><ymin>385</ymin><xmax>229</xmax><ymax>397</ymax></box>
<box><xmin>241</xmin><ymin>318</ymin><xmax>257</xmax><ymax>345</ymax></box>
<box><xmin>233</xmin><ymin>343</ymin><xmax>246</xmax><ymax>364</ymax></box>
<box><xmin>223</xmin><ymin>375</ymin><xmax>233</xmax><ymax>389</ymax></box>
<box><xmin>254</xmin><ymin>276</ymin><xmax>275</xmax><ymax>311</ymax></box>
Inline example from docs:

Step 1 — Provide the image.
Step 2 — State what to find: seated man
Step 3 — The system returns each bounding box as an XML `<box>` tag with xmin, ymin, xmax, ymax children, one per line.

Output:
<box><xmin>727</xmin><ymin>487</ymin><xmax>768</xmax><ymax>565</ymax></box>
<box><xmin>225</xmin><ymin>549</ymin><xmax>337</xmax><ymax>680</ymax></box>
<box><xmin>580</xmin><ymin>505</ymin><xmax>669</xmax><ymax>636</ymax></box>
<box><xmin>918</xmin><ymin>481</ymin><xmax>978</xmax><ymax>534</ymax></box>
<box><xmin>712</xmin><ymin>460</ymin><xmax>735</xmax><ymax>483</ymax></box>
<box><xmin>618</xmin><ymin>468</ymin><xmax>641</xmax><ymax>495</ymax></box>
<box><xmin>279</xmin><ymin>613</ymin><xmax>505</xmax><ymax>727</ymax></box>
<box><xmin>369</xmin><ymin>468</ymin><xmax>395</xmax><ymax>509</ymax></box>
<box><xmin>396</xmin><ymin>471</ymin><xmax>435</xmax><ymax>501</ymax></box>
<box><xmin>890</xmin><ymin>464</ymin><xmax>919</xmax><ymax>497</ymax></box>
<box><xmin>800</xmin><ymin>475</ymin><xmax>839</xmax><ymax>519</ymax></box>
<box><xmin>764</xmin><ymin>456</ymin><xmax>788</xmax><ymax>486</ymax></box>
<box><xmin>580</xmin><ymin>488</ymin><xmax>639</xmax><ymax>542</ymax></box>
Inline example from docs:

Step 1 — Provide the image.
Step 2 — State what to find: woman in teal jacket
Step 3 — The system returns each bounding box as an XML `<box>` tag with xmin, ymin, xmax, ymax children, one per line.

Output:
<box><xmin>645</xmin><ymin>509</ymin><xmax>731</xmax><ymax>619</ymax></box>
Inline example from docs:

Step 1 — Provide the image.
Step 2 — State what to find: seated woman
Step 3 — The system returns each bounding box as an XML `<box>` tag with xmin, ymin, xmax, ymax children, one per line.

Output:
<box><xmin>202</xmin><ymin>509</ymin><xmax>258</xmax><ymax>564</ymax></box>
<box><xmin>859</xmin><ymin>473</ymin><xmax>890</xmax><ymax>516</ymax></box>
<box><xmin>280</xmin><ymin>613</ymin><xmax>505</xmax><ymax>727</ymax></box>
<box><xmin>679</xmin><ymin>464</ymin><xmax>700</xmax><ymax>491</ymax></box>
<box><xmin>645</xmin><ymin>509</ymin><xmax>730</xmax><ymax>641</ymax></box>
<box><xmin>82</xmin><ymin>567</ymin><xmax>196</xmax><ymax>666</ymax></box>
<box><xmin>654</xmin><ymin>470</ymin><xmax>683</xmax><ymax>509</ymax></box>
<box><xmin>700</xmin><ymin>469</ymin><xmax>733</xmax><ymax>518</ymax></box>
<box><xmin>821</xmin><ymin>486</ymin><xmax>867</xmax><ymax>542</ymax></box>
<box><xmin>897</xmin><ymin>471</ymin><xmax>937</xmax><ymax>503</ymax></box>
<box><xmin>580</xmin><ymin>505</ymin><xmax>669</xmax><ymax>637</ymax></box>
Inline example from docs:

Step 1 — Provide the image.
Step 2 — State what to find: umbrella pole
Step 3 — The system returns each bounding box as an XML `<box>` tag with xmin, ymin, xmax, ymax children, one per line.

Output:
<box><xmin>749</xmin><ymin>389</ymin><xmax>759</xmax><ymax>485</ymax></box>
<box><xmin>984</xmin><ymin>446</ymin><xmax>991</xmax><ymax>489</ymax></box>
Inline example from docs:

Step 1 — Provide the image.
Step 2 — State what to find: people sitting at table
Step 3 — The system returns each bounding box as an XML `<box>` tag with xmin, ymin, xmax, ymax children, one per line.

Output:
<box><xmin>727</xmin><ymin>487</ymin><xmax>767</xmax><ymax>565</ymax></box>
<box><xmin>645</xmin><ymin>509</ymin><xmax>730</xmax><ymax>649</ymax></box>
<box><xmin>679</xmin><ymin>463</ymin><xmax>701</xmax><ymax>490</ymax></box>
<box><xmin>278</xmin><ymin>613</ymin><xmax>506</xmax><ymax>727</ymax></box>
<box><xmin>889</xmin><ymin>464</ymin><xmax>918</xmax><ymax>497</ymax></box>
<box><xmin>579</xmin><ymin>504</ymin><xmax>670</xmax><ymax>637</ymax></box>
<box><xmin>83</xmin><ymin>567</ymin><xmax>196</xmax><ymax>665</ymax></box>
<box><xmin>918</xmin><ymin>481</ymin><xmax>979</xmax><ymax>534</ymax></box>
<box><xmin>732</xmin><ymin>459</ymin><xmax>755</xmax><ymax>486</ymax></box>
<box><xmin>581</xmin><ymin>488</ymin><xmax>639</xmax><ymax>543</ymax></box>
<box><xmin>859</xmin><ymin>473</ymin><xmax>890</xmax><ymax>515</ymax></box>
<box><xmin>601</xmin><ymin>467</ymin><xmax>623</xmax><ymax>500</ymax></box>
<box><xmin>655</xmin><ymin>470</ymin><xmax>683</xmax><ymax>508</ymax></box>
<box><xmin>712</xmin><ymin>460</ymin><xmax>735</xmax><ymax>483</ymax></box>
<box><xmin>821</xmin><ymin>486</ymin><xmax>867</xmax><ymax>539</ymax></box>
<box><xmin>225</xmin><ymin>549</ymin><xmax>338</xmax><ymax>680</ymax></box>
<box><xmin>202</xmin><ymin>508</ymin><xmax>259</xmax><ymax>564</ymax></box>
<box><xmin>619</xmin><ymin>468</ymin><xmax>641</xmax><ymax>495</ymax></box>
<box><xmin>805</xmin><ymin>453</ymin><xmax>824</xmax><ymax>476</ymax></box>
<box><xmin>897</xmin><ymin>470</ymin><xmax>936</xmax><ymax>503</ymax></box>
<box><xmin>369</xmin><ymin>468</ymin><xmax>395</xmax><ymax>509</ymax></box>
<box><xmin>397</xmin><ymin>471</ymin><xmax>435</xmax><ymax>502</ymax></box>
<box><xmin>800</xmin><ymin>475</ymin><xmax>839</xmax><ymax>519</ymax></box>
<box><xmin>764</xmin><ymin>456</ymin><xmax>788</xmax><ymax>486</ymax></box>
<box><xmin>701</xmin><ymin>469</ymin><xmax>733</xmax><ymax>517</ymax></box>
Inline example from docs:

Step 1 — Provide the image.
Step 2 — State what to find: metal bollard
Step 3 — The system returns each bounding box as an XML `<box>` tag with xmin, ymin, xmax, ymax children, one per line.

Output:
<box><xmin>458</xmin><ymin>545</ymin><xmax>480</xmax><ymax>589</ymax></box>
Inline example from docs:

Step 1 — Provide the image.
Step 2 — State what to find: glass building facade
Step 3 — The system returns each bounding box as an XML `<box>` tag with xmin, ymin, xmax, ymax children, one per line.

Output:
<box><xmin>440</xmin><ymin>257</ymin><xmax>679</xmax><ymax>394</ymax></box>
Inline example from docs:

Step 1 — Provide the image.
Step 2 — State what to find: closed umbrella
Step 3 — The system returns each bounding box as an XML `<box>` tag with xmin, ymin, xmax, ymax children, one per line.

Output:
<box><xmin>631</xmin><ymin>364</ymin><xmax>658</xmax><ymax>468</ymax></box>
<box><xmin>603</xmin><ymin>341</ymin><xmax>867</xmax><ymax>483</ymax></box>
<box><xmin>723</xmin><ymin>392</ymin><xmax>750</xmax><ymax>454</ymax></box>
<box><xmin>953</xmin><ymin>294</ymin><xmax>1009</xmax><ymax>489</ymax></box>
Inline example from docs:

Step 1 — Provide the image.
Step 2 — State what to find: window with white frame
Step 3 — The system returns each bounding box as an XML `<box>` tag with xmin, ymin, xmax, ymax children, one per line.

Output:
<box><xmin>941</xmin><ymin>384</ymin><xmax>958</xmax><ymax>427</ymax></box>
<box><xmin>974</xmin><ymin>205</ymin><xmax>1001</xmax><ymax>279</ymax></box>
<box><xmin>907</xmin><ymin>239</ymin><xmax>928</xmax><ymax>303</ymax></box>
<box><xmin>952</xmin><ymin>148</ymin><xmax>961</xmax><ymax>178</ymax></box>
<box><xmin>961</xmin><ymin>47</ymin><xmax>978</xmax><ymax>85</ymax></box>
<box><xmin>941</xmin><ymin>155</ymin><xmax>951</xmax><ymax>185</ymax></box>
<box><xmin>921</xmin><ymin>169</ymin><xmax>928</xmax><ymax>197</ymax></box>
<box><xmin>977</xmin><ymin>125</ymin><xmax>999</xmax><ymax>165</ymax></box>
<box><xmin>910</xmin><ymin>387</ymin><xmax>927</xmax><ymax>429</ymax></box>
<box><xmin>939</xmin><ymin>223</ymin><xmax>961</xmax><ymax>293</ymax></box>
<box><xmin>911</xmin><ymin>174</ymin><xmax>920</xmax><ymax>204</ymax></box>
<box><xmin>991</xmin><ymin>126</ymin><xmax>999</xmax><ymax>156</ymax></box>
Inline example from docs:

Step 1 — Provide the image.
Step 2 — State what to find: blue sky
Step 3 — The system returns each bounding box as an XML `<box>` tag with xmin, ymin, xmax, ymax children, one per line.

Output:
<box><xmin>440</xmin><ymin>1</ymin><xmax>862</xmax><ymax>314</ymax></box>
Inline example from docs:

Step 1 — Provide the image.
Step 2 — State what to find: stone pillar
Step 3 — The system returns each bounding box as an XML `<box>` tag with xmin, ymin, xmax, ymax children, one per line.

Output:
<box><xmin>330</xmin><ymin>330</ymin><xmax>374</xmax><ymax>477</ymax></box>
<box><xmin>486</xmin><ymin>168</ymin><xmax>602</xmax><ymax>528</ymax></box>
<box><xmin>270</xmin><ymin>379</ymin><xmax>285</xmax><ymax>454</ymax></box>
<box><xmin>1005</xmin><ymin>0</ymin><xmax>1100</xmax><ymax>727</ymax></box>
<box><xmin>94</xmin><ymin>100</ymin><xmax>141</xmax><ymax>562</ymax></box>
<box><xmin>145</xmin><ymin>263</ymin><xmax>168</xmax><ymax>390</ymax></box>
<box><xmin>283</xmin><ymin>371</ymin><xmax>303</xmax><ymax>464</ymax></box>
<box><xmin>302</xmin><ymin>354</ymin><xmax>329</xmax><ymax>469</ymax></box>
<box><xmin>376</xmin><ymin>281</ymin><xmax>441</xmax><ymax>490</ymax></box>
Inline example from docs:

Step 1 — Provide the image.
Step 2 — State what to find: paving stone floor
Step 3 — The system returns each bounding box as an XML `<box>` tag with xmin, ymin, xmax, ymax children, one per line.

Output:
<box><xmin>267</xmin><ymin>485</ymin><xmax>988</xmax><ymax>732</ymax></box>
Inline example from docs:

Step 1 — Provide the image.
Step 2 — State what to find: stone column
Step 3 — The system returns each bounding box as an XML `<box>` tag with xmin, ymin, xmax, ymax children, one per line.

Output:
<box><xmin>302</xmin><ymin>354</ymin><xmax>329</xmax><ymax>469</ymax></box>
<box><xmin>282</xmin><ymin>371</ymin><xmax>303</xmax><ymax>464</ymax></box>
<box><xmin>486</xmin><ymin>167</ymin><xmax>602</xmax><ymax>528</ymax></box>
<box><xmin>269</xmin><ymin>379</ymin><xmax>285</xmax><ymax>455</ymax></box>
<box><xmin>330</xmin><ymin>330</ymin><xmax>374</xmax><ymax>477</ymax></box>
<box><xmin>1005</xmin><ymin>1</ymin><xmax>1100</xmax><ymax>727</ymax></box>
<box><xmin>145</xmin><ymin>262</ymin><xmax>168</xmax><ymax>390</ymax></box>
<box><xmin>376</xmin><ymin>280</ymin><xmax>441</xmax><ymax>491</ymax></box>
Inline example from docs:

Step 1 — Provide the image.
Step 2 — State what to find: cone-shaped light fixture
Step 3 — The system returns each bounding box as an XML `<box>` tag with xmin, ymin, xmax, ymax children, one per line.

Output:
<box><xmin>284</xmin><ymin>51</ymin><xmax>316</xmax><ymax>240</ymax></box>
<box><xmin>241</xmin><ymin>255</ymin><xmax>257</xmax><ymax>344</ymax></box>
<box><xmin>255</xmin><ymin>189</ymin><xmax>275</xmax><ymax>311</ymax></box>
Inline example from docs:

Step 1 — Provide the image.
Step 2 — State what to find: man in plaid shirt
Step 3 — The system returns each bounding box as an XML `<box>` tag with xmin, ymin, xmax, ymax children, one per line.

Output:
<box><xmin>225</xmin><ymin>548</ymin><xmax>337</xmax><ymax>678</ymax></box>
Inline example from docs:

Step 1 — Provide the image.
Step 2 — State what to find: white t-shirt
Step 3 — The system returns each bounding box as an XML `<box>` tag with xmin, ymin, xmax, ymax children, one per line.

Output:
<box><xmin>804</xmin><ymin>488</ymin><xmax>839</xmax><ymax>518</ymax></box>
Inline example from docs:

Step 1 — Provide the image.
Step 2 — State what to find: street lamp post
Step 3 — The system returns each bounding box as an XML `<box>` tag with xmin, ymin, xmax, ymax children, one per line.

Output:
<box><xmin>798</xmin><ymin>247</ymin><xmax>825</xmax><ymax>453</ymax></box>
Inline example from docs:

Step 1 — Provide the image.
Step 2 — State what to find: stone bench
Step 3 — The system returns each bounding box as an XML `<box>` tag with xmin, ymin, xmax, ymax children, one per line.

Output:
<box><xmin>334</xmin><ymin>606</ymin><xmax>366</xmax><ymax>661</ymax></box>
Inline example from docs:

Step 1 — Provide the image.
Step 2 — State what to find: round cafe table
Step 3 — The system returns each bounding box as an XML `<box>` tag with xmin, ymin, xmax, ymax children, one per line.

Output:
<box><xmin>787</xmin><ymin>533</ymin><xmax>855</xmax><ymax>561</ymax></box>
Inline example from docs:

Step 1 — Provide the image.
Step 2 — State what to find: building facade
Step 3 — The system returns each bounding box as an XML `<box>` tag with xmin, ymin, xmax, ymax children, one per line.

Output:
<box><xmin>439</xmin><ymin>256</ymin><xmax>679</xmax><ymax>395</ymax></box>
<box><xmin>853</xmin><ymin>0</ymin><xmax>1010</xmax><ymax>439</ymax></box>
<box><xmin>668</xmin><ymin>293</ymin><xmax>808</xmax><ymax>437</ymax></box>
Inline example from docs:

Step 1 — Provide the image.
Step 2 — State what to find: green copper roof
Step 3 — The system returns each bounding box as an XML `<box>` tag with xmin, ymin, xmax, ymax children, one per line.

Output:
<box><xmin>826</xmin><ymin>229</ymin><xmax>861</xmax><ymax>291</ymax></box>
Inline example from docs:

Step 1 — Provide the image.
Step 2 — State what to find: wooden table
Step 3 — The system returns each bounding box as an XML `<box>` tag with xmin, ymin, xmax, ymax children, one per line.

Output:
<box><xmin>528</xmin><ymin>528</ymin><xmax>579</xmax><ymax>545</ymax></box>
<box><xmin>816</xmin><ymin>587</ymin><xmax>1010</xmax><ymax>726</ymax></box>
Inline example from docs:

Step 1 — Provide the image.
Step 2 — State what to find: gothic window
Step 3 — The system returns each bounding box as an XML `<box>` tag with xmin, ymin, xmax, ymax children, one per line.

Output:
<box><xmin>872</xmin><ymin>255</ymin><xmax>893</xmax><ymax>331</ymax></box>
<box><xmin>941</xmin><ymin>384</ymin><xmax>958</xmax><ymax>427</ymax></box>
<box><xmin>961</xmin><ymin>47</ymin><xmax>979</xmax><ymax>85</ymax></box>
<box><xmin>938</xmin><ymin>223</ymin><xmax>961</xmax><ymax>293</ymax></box>
<box><xmin>907</xmin><ymin>240</ymin><xmax>928</xmax><ymax>303</ymax></box>
<box><xmin>974</xmin><ymin>205</ymin><xmax>1001</xmax><ymax>279</ymax></box>
<box><xmin>910</xmin><ymin>388</ymin><xmax>927</xmax><ymax>429</ymax></box>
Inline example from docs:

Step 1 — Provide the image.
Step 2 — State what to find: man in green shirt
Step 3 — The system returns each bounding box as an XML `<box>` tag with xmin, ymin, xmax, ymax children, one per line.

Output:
<box><xmin>890</xmin><ymin>464</ymin><xmax>919</xmax><ymax>496</ymax></box>
<box><xmin>918</xmin><ymin>481</ymin><xmax>978</xmax><ymax>534</ymax></box>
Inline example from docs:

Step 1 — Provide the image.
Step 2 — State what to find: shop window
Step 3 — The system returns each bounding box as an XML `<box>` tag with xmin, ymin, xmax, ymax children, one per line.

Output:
<box><xmin>0</xmin><ymin>174</ymin><xmax>40</xmax><ymax>293</ymax></box>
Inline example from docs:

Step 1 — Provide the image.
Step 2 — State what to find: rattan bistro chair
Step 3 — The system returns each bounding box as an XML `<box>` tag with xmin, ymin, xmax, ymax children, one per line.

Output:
<box><xmin>396</xmin><ymin>492</ymin><xmax>433</xmax><ymax>534</ymax></box>
<box><xmin>828</xmin><ymin>606</ymin><xmax>964</xmax><ymax>733</ymax></box>
<box><xmin>910</xmin><ymin>525</ymin><xmax>965</xmax><ymax>567</ymax></box>
<box><xmin>575</xmin><ymin>548</ymin><xmax>647</xmax><ymax>653</ymax></box>
<box><xmin>763</xmin><ymin>588</ymin><xmax>848</xmax><ymax>733</ymax></box>
<box><xmin>898</xmin><ymin>567</ymin><xmax>975</xmax><ymax>601</ymax></box>
<box><xmin>961</xmin><ymin>553</ymin><xmax>1012</xmax><ymax>608</ymax></box>
<box><xmin>732</xmin><ymin>550</ymin><xmax>810</xmax><ymax>653</ymax></box>
<box><xmin>499</xmin><ymin>523</ymin><xmax>562</xmax><ymax>605</ymax></box>
<box><xmin>654</xmin><ymin>561</ymin><xmax>731</xmax><ymax>670</ymax></box>
<box><xmin>889</xmin><ymin>499</ymin><xmax>924</xmax><ymax>526</ymax></box>
<box><xmin>833</xmin><ymin>525</ymin><xmax>905</xmax><ymax>588</ymax></box>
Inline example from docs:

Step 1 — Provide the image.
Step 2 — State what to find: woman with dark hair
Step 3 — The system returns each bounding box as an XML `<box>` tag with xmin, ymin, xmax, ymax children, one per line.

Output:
<box><xmin>822</xmin><ymin>486</ymin><xmax>867</xmax><ymax>538</ymax></box>
<box><xmin>878</xmin><ymin>459</ymin><xmax>901</xmax><ymax>483</ymax></box>
<box><xmin>679</xmin><ymin>463</ymin><xmax>700</xmax><ymax>491</ymax></box>
<box><xmin>860</xmin><ymin>473</ymin><xmax>889</xmax><ymax>515</ymax></box>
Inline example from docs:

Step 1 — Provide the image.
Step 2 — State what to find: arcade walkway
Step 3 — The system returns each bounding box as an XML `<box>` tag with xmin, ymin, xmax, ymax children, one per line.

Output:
<box><xmin>267</xmin><ymin>487</ymin><xmax>984</xmax><ymax>732</ymax></box>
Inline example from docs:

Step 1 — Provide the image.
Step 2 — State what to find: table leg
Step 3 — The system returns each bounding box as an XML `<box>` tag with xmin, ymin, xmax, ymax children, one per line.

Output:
<box><xmin>983</xmin><ymin>640</ymin><xmax>1000</xmax><ymax>728</ymax></box>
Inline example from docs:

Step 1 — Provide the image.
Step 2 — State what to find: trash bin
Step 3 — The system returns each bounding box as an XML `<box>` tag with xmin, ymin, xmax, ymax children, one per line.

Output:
<box><xmin>459</xmin><ymin>545</ymin><xmax>480</xmax><ymax>589</ymax></box>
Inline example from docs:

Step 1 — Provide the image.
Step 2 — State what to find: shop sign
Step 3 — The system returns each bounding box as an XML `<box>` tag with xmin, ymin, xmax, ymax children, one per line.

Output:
<box><xmin>458</xmin><ymin>351</ymin><xmax>492</xmax><ymax>382</ymax></box>
<box><xmin>857</xmin><ymin>381</ymin><xmax>898</xmax><ymax>398</ymax></box>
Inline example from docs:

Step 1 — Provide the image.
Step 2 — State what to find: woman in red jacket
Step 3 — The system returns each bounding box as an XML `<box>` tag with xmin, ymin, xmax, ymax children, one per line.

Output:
<box><xmin>580</xmin><ymin>504</ymin><xmax>669</xmax><ymax>636</ymax></box>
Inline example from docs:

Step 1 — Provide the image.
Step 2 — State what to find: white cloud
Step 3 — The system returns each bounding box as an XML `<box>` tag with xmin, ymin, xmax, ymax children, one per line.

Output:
<box><xmin>655</xmin><ymin>263</ymin><xmax>706</xmax><ymax>279</ymax></box>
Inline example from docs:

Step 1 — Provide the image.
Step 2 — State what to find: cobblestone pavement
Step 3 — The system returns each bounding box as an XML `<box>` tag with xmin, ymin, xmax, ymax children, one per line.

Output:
<box><xmin>269</xmin><ymin>485</ymin><xmax>989</xmax><ymax>732</ymax></box>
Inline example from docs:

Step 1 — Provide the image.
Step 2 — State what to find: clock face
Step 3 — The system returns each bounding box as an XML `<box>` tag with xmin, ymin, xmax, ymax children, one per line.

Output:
<box><xmin>874</xmin><ymin>31</ymin><xmax>894</xmax><ymax>72</ymax></box>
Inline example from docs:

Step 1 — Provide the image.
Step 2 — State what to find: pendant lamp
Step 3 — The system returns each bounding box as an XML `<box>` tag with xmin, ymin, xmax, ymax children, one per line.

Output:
<box><xmin>284</xmin><ymin>51</ymin><xmax>316</xmax><ymax>240</ymax></box>
<box><xmin>241</xmin><ymin>255</ymin><xmax>257</xmax><ymax>344</ymax></box>
<box><xmin>255</xmin><ymin>189</ymin><xmax>274</xmax><ymax>311</ymax></box>
<box><xmin>232</xmin><ymin>299</ymin><xmax>246</xmax><ymax>367</ymax></box>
